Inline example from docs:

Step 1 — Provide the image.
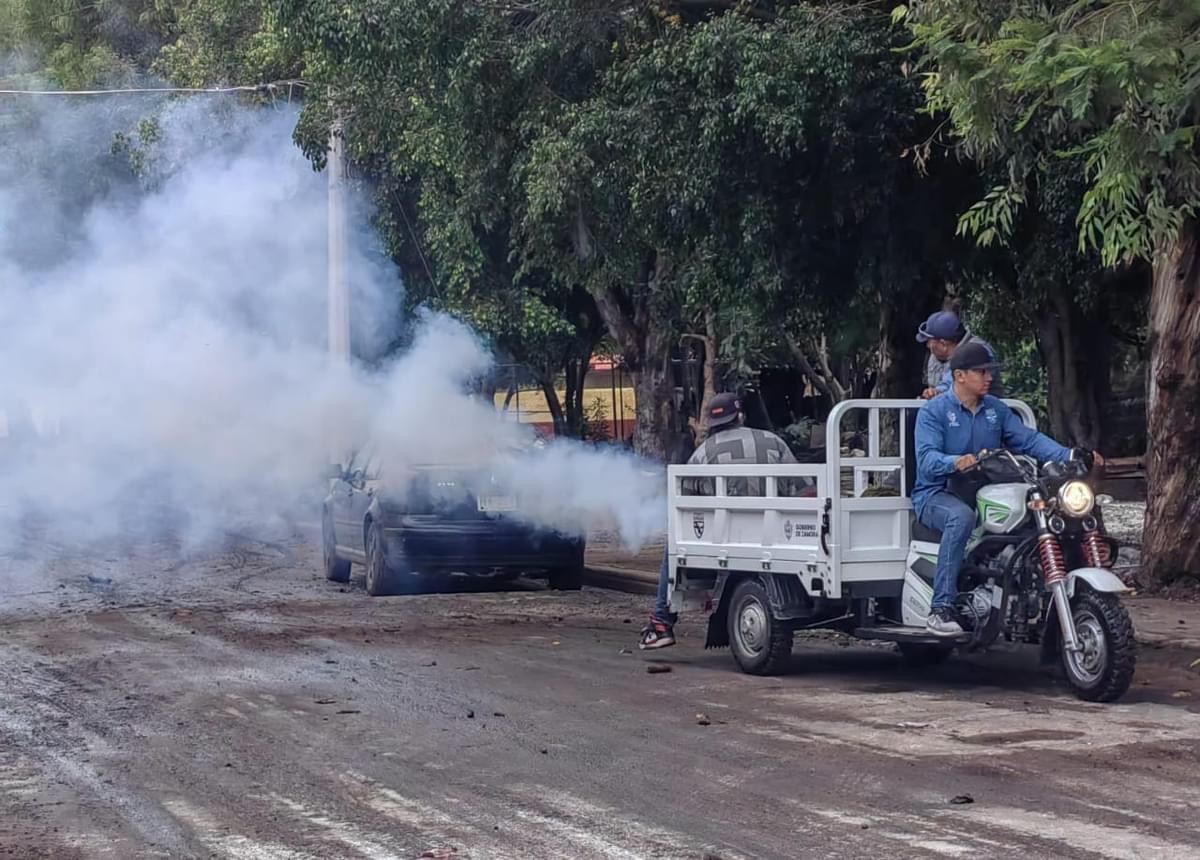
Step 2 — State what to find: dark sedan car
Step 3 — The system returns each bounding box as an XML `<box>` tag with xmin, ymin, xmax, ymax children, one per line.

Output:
<box><xmin>321</xmin><ymin>449</ymin><xmax>585</xmax><ymax>595</ymax></box>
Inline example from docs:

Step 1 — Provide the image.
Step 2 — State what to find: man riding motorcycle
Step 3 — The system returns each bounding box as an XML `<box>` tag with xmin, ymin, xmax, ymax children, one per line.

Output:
<box><xmin>913</xmin><ymin>342</ymin><xmax>1103</xmax><ymax>636</ymax></box>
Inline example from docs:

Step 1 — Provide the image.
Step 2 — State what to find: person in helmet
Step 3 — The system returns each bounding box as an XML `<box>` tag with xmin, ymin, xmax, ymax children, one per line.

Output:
<box><xmin>916</xmin><ymin>310</ymin><xmax>1005</xmax><ymax>400</ymax></box>
<box><xmin>639</xmin><ymin>393</ymin><xmax>797</xmax><ymax>650</ymax></box>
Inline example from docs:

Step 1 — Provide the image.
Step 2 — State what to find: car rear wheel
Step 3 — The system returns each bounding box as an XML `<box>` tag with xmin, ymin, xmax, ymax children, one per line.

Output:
<box><xmin>547</xmin><ymin>564</ymin><xmax>584</xmax><ymax>591</ymax></box>
<box><xmin>364</xmin><ymin>519</ymin><xmax>414</xmax><ymax>596</ymax></box>
<box><xmin>322</xmin><ymin>508</ymin><xmax>351</xmax><ymax>583</ymax></box>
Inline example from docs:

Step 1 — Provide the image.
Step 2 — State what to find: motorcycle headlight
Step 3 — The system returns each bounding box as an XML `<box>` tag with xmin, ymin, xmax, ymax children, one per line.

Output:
<box><xmin>1058</xmin><ymin>480</ymin><xmax>1095</xmax><ymax>517</ymax></box>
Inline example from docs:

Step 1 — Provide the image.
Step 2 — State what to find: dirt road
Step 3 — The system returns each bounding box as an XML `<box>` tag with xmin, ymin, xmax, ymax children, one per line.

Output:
<box><xmin>2</xmin><ymin>528</ymin><xmax>1200</xmax><ymax>859</ymax></box>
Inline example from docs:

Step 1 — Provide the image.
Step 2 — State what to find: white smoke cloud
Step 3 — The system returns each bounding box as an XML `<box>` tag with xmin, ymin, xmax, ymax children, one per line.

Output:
<box><xmin>0</xmin><ymin>97</ymin><xmax>663</xmax><ymax>562</ymax></box>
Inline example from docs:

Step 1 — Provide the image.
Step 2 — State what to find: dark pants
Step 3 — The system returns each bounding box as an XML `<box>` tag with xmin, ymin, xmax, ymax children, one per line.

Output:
<box><xmin>916</xmin><ymin>490</ymin><xmax>975</xmax><ymax>611</ymax></box>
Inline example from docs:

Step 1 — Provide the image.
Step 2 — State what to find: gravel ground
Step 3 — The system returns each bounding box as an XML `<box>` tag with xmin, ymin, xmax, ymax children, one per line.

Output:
<box><xmin>1104</xmin><ymin>502</ymin><xmax>1146</xmax><ymax>550</ymax></box>
<box><xmin>2</xmin><ymin>526</ymin><xmax>1200</xmax><ymax>859</ymax></box>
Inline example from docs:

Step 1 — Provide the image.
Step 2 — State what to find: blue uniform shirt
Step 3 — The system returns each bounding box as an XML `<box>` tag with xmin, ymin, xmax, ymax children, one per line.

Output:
<box><xmin>913</xmin><ymin>390</ymin><xmax>1072</xmax><ymax>516</ymax></box>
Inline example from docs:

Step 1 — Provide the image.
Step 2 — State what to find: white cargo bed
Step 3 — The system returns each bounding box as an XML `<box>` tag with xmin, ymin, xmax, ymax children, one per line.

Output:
<box><xmin>667</xmin><ymin>399</ymin><xmax>1036</xmax><ymax>612</ymax></box>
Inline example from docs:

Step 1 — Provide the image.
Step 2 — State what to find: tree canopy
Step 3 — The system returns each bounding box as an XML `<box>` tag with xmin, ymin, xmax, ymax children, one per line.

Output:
<box><xmin>5</xmin><ymin>0</ymin><xmax>1198</xmax><ymax>582</ymax></box>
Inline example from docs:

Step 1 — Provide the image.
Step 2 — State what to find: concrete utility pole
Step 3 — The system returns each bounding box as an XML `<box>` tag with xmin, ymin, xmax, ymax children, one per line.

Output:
<box><xmin>327</xmin><ymin>119</ymin><xmax>350</xmax><ymax>367</ymax></box>
<box><xmin>327</xmin><ymin>119</ymin><xmax>350</xmax><ymax>467</ymax></box>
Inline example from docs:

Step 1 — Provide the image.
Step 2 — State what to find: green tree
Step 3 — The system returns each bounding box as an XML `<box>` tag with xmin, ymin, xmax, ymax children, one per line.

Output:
<box><xmin>155</xmin><ymin>0</ymin><xmax>300</xmax><ymax>87</ymax></box>
<box><xmin>0</xmin><ymin>0</ymin><xmax>175</xmax><ymax>87</ymax></box>
<box><xmin>905</xmin><ymin>0</ymin><xmax>1200</xmax><ymax>583</ymax></box>
<box><xmin>280</xmin><ymin>0</ymin><xmax>953</xmax><ymax>456</ymax></box>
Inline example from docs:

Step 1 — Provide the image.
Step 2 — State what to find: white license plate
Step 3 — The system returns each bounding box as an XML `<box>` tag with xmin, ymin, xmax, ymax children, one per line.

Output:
<box><xmin>477</xmin><ymin>495</ymin><xmax>516</xmax><ymax>513</ymax></box>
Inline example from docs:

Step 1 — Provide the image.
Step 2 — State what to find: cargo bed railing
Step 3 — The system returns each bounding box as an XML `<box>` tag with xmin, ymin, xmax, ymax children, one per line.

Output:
<box><xmin>668</xmin><ymin>398</ymin><xmax>1037</xmax><ymax>603</ymax></box>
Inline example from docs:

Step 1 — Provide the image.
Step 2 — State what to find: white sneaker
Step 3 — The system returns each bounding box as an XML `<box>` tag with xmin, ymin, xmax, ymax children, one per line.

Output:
<box><xmin>927</xmin><ymin>607</ymin><xmax>964</xmax><ymax>637</ymax></box>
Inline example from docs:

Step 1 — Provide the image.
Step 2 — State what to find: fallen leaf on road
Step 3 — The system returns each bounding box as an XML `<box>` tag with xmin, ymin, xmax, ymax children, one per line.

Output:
<box><xmin>1190</xmin><ymin>658</ymin><xmax>1200</xmax><ymax>670</ymax></box>
<box><xmin>467</xmin><ymin>710</ymin><xmax>475</xmax><ymax>719</ymax></box>
<box><xmin>493</xmin><ymin>712</ymin><xmax>506</xmax><ymax>718</ymax></box>
<box><xmin>335</xmin><ymin>710</ymin><xmax>361</xmax><ymax>715</ymax></box>
<box><xmin>552</xmin><ymin>641</ymin><xmax>561</xmax><ymax>646</ymax></box>
<box><xmin>950</xmin><ymin>795</ymin><xmax>974</xmax><ymax>805</ymax></box>
<box><xmin>646</xmin><ymin>665</ymin><xmax>672</xmax><ymax>674</ymax></box>
<box><xmin>618</xmin><ymin>648</ymin><xmax>632</xmax><ymax>655</ymax></box>
<box><xmin>1172</xmin><ymin>691</ymin><xmax>1192</xmax><ymax>699</ymax></box>
<box><xmin>897</xmin><ymin>722</ymin><xmax>930</xmax><ymax>729</ymax></box>
<box><xmin>696</xmin><ymin>714</ymin><xmax>711</xmax><ymax>726</ymax></box>
<box><xmin>420</xmin><ymin>847</ymin><xmax>458</xmax><ymax>859</ymax></box>
<box><xmin>314</xmin><ymin>699</ymin><xmax>336</xmax><ymax>705</ymax></box>
<box><xmin>87</xmin><ymin>575</ymin><xmax>113</xmax><ymax>585</ymax></box>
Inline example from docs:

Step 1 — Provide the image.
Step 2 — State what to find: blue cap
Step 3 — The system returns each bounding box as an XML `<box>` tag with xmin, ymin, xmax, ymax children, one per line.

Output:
<box><xmin>950</xmin><ymin>341</ymin><xmax>999</xmax><ymax>372</ymax></box>
<box><xmin>916</xmin><ymin>311</ymin><xmax>965</xmax><ymax>343</ymax></box>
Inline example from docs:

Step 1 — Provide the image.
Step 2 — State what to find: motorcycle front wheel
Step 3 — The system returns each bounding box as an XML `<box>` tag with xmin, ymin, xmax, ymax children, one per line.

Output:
<box><xmin>1062</xmin><ymin>590</ymin><xmax>1136</xmax><ymax>703</ymax></box>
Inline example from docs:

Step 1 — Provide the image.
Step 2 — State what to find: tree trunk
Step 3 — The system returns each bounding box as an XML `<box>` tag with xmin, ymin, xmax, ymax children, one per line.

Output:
<box><xmin>876</xmin><ymin>281</ymin><xmax>942</xmax><ymax>398</ymax></box>
<box><xmin>563</xmin><ymin>352</ymin><xmax>592</xmax><ymax>437</ymax></box>
<box><xmin>785</xmin><ymin>333</ymin><xmax>848</xmax><ymax>406</ymax></box>
<box><xmin>500</xmin><ymin>380</ymin><xmax>518</xmax><ymax>413</ymax></box>
<box><xmin>1141</xmin><ymin>220</ymin><xmax>1200</xmax><ymax>584</ymax></box>
<box><xmin>682</xmin><ymin>308</ymin><xmax>717</xmax><ymax>440</ymax></box>
<box><xmin>539</xmin><ymin>373</ymin><xmax>567</xmax><ymax>437</ymax></box>
<box><xmin>588</xmin><ymin>254</ymin><xmax>677</xmax><ymax>461</ymax></box>
<box><xmin>1035</xmin><ymin>282</ymin><xmax>1107</xmax><ymax>449</ymax></box>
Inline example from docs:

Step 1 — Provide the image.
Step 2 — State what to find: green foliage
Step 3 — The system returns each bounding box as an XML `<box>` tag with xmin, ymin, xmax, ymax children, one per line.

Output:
<box><xmin>907</xmin><ymin>0</ymin><xmax>1200</xmax><ymax>265</ymax></box>
<box><xmin>155</xmin><ymin>0</ymin><xmax>300</xmax><ymax>86</ymax></box>
<box><xmin>580</xmin><ymin>395</ymin><xmax>611</xmax><ymax>443</ymax></box>
<box><xmin>0</xmin><ymin>0</ymin><xmax>176</xmax><ymax>86</ymax></box>
<box><xmin>278</xmin><ymin>0</ymin><xmax>946</xmax><ymax>419</ymax></box>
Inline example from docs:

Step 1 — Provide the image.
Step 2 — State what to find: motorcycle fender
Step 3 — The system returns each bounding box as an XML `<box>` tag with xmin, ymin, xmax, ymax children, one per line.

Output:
<box><xmin>1041</xmin><ymin>568</ymin><xmax>1128</xmax><ymax>665</ymax></box>
<box><xmin>1041</xmin><ymin>570</ymin><xmax>1123</xmax><ymax>662</ymax></box>
<box><xmin>705</xmin><ymin>572</ymin><xmax>733</xmax><ymax>650</ymax></box>
<box><xmin>1066</xmin><ymin>567</ymin><xmax>1128</xmax><ymax>598</ymax></box>
<box><xmin>703</xmin><ymin>572</ymin><xmax>811</xmax><ymax>649</ymax></box>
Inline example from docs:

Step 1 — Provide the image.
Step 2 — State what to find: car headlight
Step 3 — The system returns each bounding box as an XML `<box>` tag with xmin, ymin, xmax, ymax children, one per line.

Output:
<box><xmin>1058</xmin><ymin>480</ymin><xmax>1095</xmax><ymax>516</ymax></box>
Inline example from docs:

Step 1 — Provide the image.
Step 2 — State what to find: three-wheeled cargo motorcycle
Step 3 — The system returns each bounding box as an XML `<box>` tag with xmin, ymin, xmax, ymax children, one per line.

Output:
<box><xmin>666</xmin><ymin>399</ymin><xmax>1134</xmax><ymax>702</ymax></box>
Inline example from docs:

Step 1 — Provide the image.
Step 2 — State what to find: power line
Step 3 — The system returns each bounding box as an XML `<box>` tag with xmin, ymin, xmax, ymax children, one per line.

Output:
<box><xmin>0</xmin><ymin>80</ymin><xmax>310</xmax><ymax>97</ymax></box>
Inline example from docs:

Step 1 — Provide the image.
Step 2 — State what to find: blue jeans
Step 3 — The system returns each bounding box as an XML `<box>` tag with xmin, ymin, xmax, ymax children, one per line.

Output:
<box><xmin>653</xmin><ymin>547</ymin><xmax>673</xmax><ymax>622</ymax></box>
<box><xmin>916</xmin><ymin>490</ymin><xmax>975</xmax><ymax>611</ymax></box>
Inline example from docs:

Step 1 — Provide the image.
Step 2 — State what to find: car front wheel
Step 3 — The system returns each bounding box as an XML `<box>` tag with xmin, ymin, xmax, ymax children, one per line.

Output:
<box><xmin>322</xmin><ymin>508</ymin><xmax>351</xmax><ymax>583</ymax></box>
<box><xmin>364</xmin><ymin>519</ymin><xmax>412</xmax><ymax>596</ymax></box>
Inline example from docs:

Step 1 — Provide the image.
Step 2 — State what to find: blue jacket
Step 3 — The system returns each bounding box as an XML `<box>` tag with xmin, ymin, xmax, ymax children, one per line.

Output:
<box><xmin>913</xmin><ymin>390</ymin><xmax>1071</xmax><ymax>516</ymax></box>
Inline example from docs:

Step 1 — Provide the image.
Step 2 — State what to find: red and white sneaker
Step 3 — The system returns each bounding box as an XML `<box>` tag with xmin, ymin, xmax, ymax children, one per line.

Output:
<box><xmin>638</xmin><ymin>617</ymin><xmax>676</xmax><ymax>650</ymax></box>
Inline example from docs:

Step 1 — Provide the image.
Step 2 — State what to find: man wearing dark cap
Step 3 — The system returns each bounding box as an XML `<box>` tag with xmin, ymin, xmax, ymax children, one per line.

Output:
<box><xmin>639</xmin><ymin>392</ymin><xmax>798</xmax><ymax>650</ymax></box>
<box><xmin>916</xmin><ymin>310</ymin><xmax>1005</xmax><ymax>400</ymax></box>
<box><xmin>913</xmin><ymin>342</ymin><xmax>1098</xmax><ymax>635</ymax></box>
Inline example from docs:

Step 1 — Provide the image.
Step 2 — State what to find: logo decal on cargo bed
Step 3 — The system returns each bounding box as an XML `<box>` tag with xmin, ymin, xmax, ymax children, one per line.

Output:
<box><xmin>693</xmin><ymin>512</ymin><xmax>705</xmax><ymax>538</ymax></box>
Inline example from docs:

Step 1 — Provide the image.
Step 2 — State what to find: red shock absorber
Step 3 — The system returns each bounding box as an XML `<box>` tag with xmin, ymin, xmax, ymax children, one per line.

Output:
<box><xmin>1038</xmin><ymin>534</ymin><xmax>1068</xmax><ymax>585</ymax></box>
<box><xmin>1082</xmin><ymin>528</ymin><xmax>1113</xmax><ymax>569</ymax></box>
